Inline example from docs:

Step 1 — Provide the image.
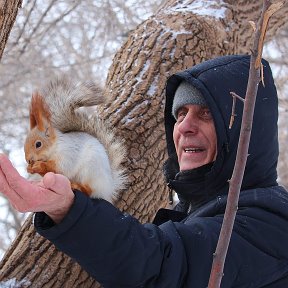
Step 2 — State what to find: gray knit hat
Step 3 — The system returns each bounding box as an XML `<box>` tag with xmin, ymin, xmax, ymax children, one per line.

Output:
<box><xmin>172</xmin><ymin>81</ymin><xmax>206</xmax><ymax>119</ymax></box>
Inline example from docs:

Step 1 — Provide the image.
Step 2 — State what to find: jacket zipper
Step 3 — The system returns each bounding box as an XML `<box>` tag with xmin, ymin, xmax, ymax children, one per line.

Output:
<box><xmin>187</xmin><ymin>202</ymin><xmax>192</xmax><ymax>214</ymax></box>
<box><xmin>167</xmin><ymin>182</ymin><xmax>174</xmax><ymax>205</ymax></box>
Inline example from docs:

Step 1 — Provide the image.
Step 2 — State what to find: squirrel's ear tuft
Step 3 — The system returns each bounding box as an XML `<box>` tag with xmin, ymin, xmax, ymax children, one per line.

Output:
<box><xmin>30</xmin><ymin>92</ymin><xmax>51</xmax><ymax>131</ymax></box>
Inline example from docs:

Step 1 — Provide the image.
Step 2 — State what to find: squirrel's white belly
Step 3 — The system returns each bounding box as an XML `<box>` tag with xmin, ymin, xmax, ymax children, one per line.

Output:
<box><xmin>55</xmin><ymin>131</ymin><xmax>116</xmax><ymax>201</ymax></box>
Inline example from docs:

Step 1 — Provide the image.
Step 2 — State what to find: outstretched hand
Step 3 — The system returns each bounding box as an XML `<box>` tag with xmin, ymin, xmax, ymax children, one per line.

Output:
<box><xmin>0</xmin><ymin>153</ymin><xmax>75</xmax><ymax>224</ymax></box>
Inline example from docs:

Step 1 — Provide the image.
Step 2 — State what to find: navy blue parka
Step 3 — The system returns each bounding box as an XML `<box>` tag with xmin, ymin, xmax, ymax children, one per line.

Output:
<box><xmin>35</xmin><ymin>55</ymin><xmax>288</xmax><ymax>287</ymax></box>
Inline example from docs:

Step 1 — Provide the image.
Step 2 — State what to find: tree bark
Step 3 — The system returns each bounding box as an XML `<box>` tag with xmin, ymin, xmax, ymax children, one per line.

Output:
<box><xmin>0</xmin><ymin>0</ymin><xmax>22</xmax><ymax>61</ymax></box>
<box><xmin>0</xmin><ymin>0</ymin><xmax>287</xmax><ymax>287</ymax></box>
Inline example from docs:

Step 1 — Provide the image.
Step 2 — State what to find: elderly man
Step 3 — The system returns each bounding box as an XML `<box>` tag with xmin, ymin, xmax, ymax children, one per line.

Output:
<box><xmin>0</xmin><ymin>55</ymin><xmax>288</xmax><ymax>287</ymax></box>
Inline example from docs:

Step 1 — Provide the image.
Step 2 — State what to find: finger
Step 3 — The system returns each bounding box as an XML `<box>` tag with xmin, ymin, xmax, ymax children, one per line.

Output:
<box><xmin>0</xmin><ymin>168</ymin><xmax>20</xmax><ymax>198</ymax></box>
<box><xmin>0</xmin><ymin>158</ymin><xmax>24</xmax><ymax>206</ymax></box>
<box><xmin>43</xmin><ymin>172</ymin><xmax>72</xmax><ymax>195</ymax></box>
<box><xmin>0</xmin><ymin>154</ymin><xmax>23</xmax><ymax>189</ymax></box>
<box><xmin>0</xmin><ymin>154</ymin><xmax>37</xmax><ymax>204</ymax></box>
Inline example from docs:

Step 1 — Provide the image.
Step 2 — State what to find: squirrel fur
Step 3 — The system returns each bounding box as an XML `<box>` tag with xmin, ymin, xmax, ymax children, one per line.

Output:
<box><xmin>24</xmin><ymin>76</ymin><xmax>126</xmax><ymax>203</ymax></box>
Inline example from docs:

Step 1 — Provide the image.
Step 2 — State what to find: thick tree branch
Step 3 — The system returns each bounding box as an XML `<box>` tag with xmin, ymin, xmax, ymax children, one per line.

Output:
<box><xmin>208</xmin><ymin>1</ymin><xmax>284</xmax><ymax>287</ymax></box>
<box><xmin>0</xmin><ymin>0</ymin><xmax>22</xmax><ymax>60</ymax></box>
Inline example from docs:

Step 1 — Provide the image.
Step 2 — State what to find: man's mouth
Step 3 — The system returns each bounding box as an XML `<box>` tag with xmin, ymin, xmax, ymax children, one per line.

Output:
<box><xmin>184</xmin><ymin>147</ymin><xmax>205</xmax><ymax>153</ymax></box>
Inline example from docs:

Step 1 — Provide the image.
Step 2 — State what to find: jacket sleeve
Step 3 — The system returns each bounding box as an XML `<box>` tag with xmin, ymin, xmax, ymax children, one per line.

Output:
<box><xmin>34</xmin><ymin>191</ymin><xmax>193</xmax><ymax>288</ymax></box>
<box><xmin>34</xmin><ymin>189</ymin><xmax>288</xmax><ymax>288</ymax></box>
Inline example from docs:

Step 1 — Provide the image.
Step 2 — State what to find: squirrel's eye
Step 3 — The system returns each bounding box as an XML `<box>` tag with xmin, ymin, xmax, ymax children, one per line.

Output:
<box><xmin>35</xmin><ymin>141</ymin><xmax>42</xmax><ymax>149</ymax></box>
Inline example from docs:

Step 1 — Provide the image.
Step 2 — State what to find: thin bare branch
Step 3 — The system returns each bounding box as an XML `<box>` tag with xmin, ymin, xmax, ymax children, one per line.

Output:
<box><xmin>255</xmin><ymin>1</ymin><xmax>285</xmax><ymax>69</ymax></box>
<box><xmin>208</xmin><ymin>1</ymin><xmax>284</xmax><ymax>287</ymax></box>
<box><xmin>13</xmin><ymin>0</ymin><xmax>37</xmax><ymax>46</ymax></box>
<box><xmin>229</xmin><ymin>92</ymin><xmax>245</xmax><ymax>129</ymax></box>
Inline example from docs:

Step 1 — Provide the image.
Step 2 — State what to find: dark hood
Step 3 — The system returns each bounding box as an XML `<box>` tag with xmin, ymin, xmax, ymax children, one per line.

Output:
<box><xmin>164</xmin><ymin>55</ymin><xmax>279</xmax><ymax>206</ymax></box>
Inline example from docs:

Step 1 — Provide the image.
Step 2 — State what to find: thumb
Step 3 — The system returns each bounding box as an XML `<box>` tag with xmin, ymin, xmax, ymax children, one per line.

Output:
<box><xmin>43</xmin><ymin>172</ymin><xmax>71</xmax><ymax>194</ymax></box>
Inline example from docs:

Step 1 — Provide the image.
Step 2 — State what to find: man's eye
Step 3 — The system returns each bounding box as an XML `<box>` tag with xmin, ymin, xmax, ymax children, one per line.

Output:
<box><xmin>177</xmin><ymin>111</ymin><xmax>186</xmax><ymax>121</ymax></box>
<box><xmin>201</xmin><ymin>110</ymin><xmax>212</xmax><ymax>120</ymax></box>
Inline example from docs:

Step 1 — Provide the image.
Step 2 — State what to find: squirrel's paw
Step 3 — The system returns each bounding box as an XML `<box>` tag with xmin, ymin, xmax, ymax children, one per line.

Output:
<box><xmin>71</xmin><ymin>182</ymin><xmax>93</xmax><ymax>196</ymax></box>
<box><xmin>27</xmin><ymin>160</ymin><xmax>56</xmax><ymax>176</ymax></box>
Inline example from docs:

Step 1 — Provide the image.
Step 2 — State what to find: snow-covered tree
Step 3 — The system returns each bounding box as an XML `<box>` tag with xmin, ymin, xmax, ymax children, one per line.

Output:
<box><xmin>0</xmin><ymin>0</ymin><xmax>287</xmax><ymax>287</ymax></box>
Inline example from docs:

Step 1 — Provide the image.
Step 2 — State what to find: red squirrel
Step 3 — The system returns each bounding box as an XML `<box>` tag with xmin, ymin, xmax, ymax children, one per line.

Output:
<box><xmin>24</xmin><ymin>77</ymin><xmax>126</xmax><ymax>203</ymax></box>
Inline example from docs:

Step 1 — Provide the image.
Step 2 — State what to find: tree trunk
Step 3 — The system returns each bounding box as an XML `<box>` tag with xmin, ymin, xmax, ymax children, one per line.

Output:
<box><xmin>0</xmin><ymin>0</ymin><xmax>22</xmax><ymax>60</ymax></box>
<box><xmin>0</xmin><ymin>0</ymin><xmax>287</xmax><ymax>287</ymax></box>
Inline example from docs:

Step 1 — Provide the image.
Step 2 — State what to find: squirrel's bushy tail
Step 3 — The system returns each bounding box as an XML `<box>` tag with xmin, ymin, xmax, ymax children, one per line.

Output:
<box><xmin>41</xmin><ymin>76</ymin><xmax>105</xmax><ymax>129</ymax></box>
<box><xmin>39</xmin><ymin>76</ymin><xmax>127</xmax><ymax>192</ymax></box>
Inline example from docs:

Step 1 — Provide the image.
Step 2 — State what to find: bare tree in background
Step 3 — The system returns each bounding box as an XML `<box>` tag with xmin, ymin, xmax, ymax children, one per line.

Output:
<box><xmin>0</xmin><ymin>0</ymin><xmax>287</xmax><ymax>287</ymax></box>
<box><xmin>0</xmin><ymin>0</ymin><xmax>162</xmax><ymax>254</ymax></box>
<box><xmin>0</xmin><ymin>0</ymin><xmax>24</xmax><ymax>256</ymax></box>
<box><xmin>264</xmin><ymin>26</ymin><xmax>288</xmax><ymax>188</ymax></box>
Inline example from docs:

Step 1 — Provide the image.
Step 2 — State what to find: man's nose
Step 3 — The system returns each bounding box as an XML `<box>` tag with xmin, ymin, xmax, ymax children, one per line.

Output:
<box><xmin>178</xmin><ymin>112</ymin><xmax>199</xmax><ymax>135</ymax></box>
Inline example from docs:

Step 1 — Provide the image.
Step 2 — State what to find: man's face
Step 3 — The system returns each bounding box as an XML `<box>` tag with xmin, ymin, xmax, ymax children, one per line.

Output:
<box><xmin>173</xmin><ymin>104</ymin><xmax>217</xmax><ymax>171</ymax></box>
